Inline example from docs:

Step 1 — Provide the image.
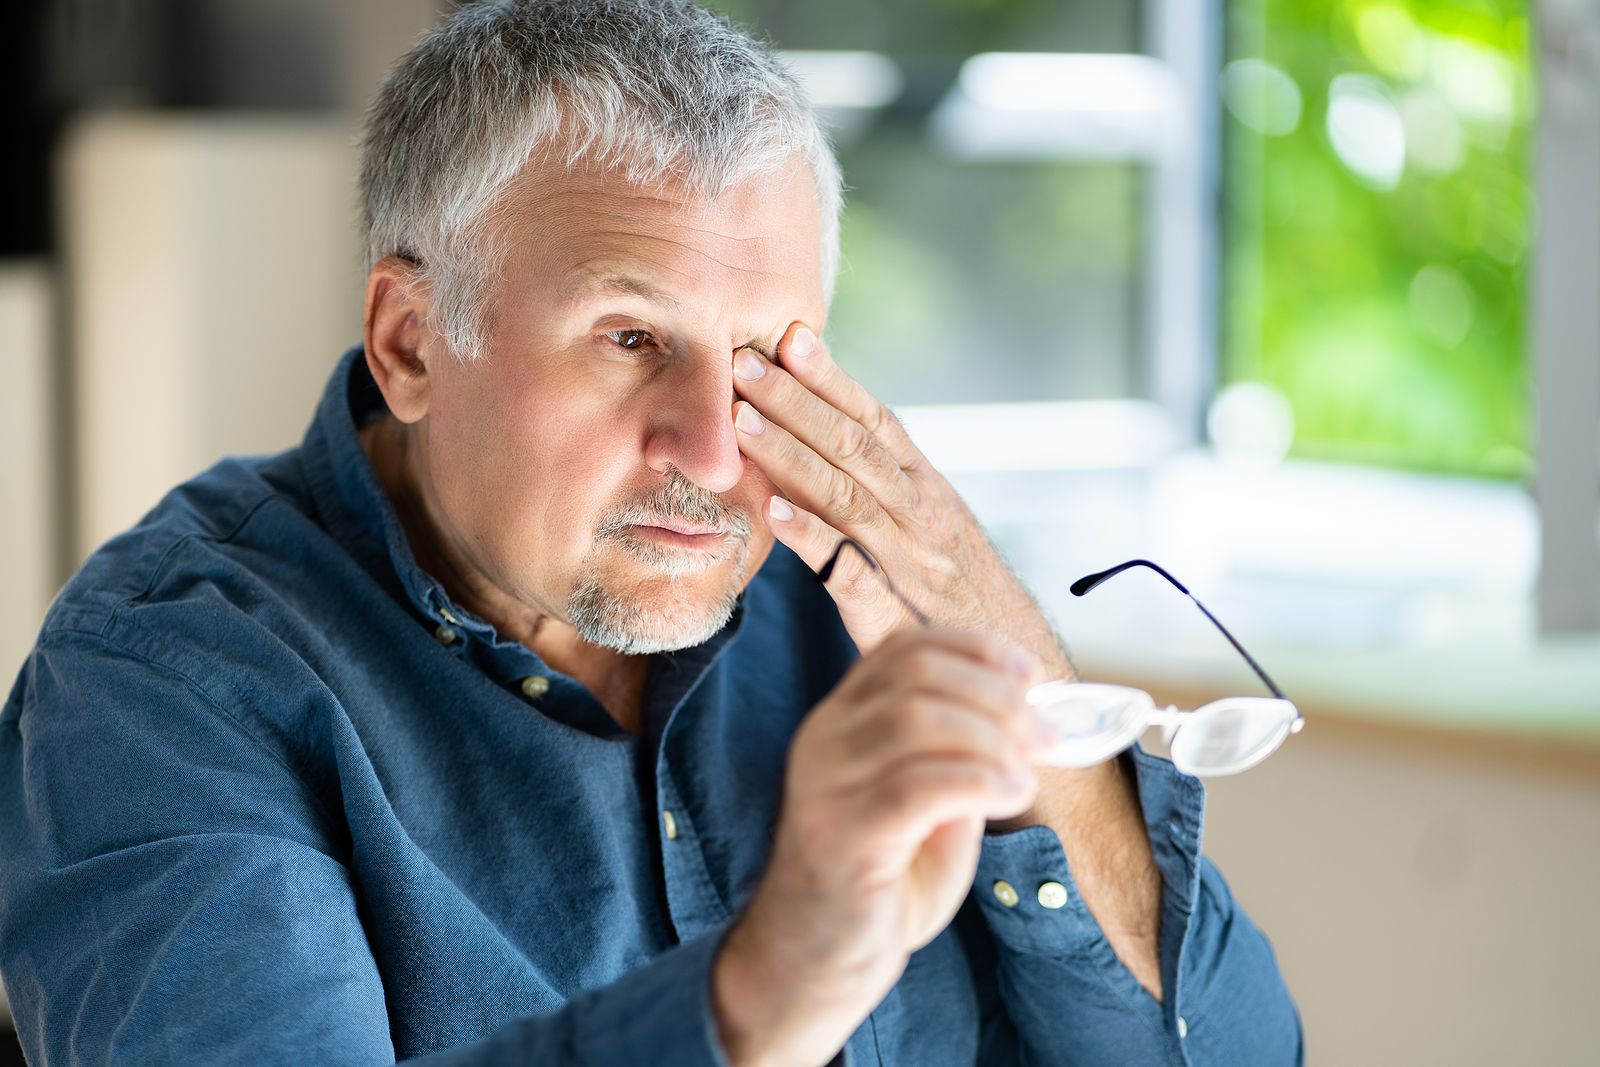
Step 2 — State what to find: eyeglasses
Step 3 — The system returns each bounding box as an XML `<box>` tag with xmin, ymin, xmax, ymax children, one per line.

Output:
<box><xmin>817</xmin><ymin>542</ymin><xmax>1305</xmax><ymax>777</ymax></box>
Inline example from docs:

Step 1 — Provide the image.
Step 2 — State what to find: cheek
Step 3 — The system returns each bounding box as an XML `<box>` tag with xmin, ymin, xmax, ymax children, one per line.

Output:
<box><xmin>735</xmin><ymin>464</ymin><xmax>782</xmax><ymax>543</ymax></box>
<box><xmin>740</xmin><ymin>463</ymin><xmax>779</xmax><ymax>507</ymax></box>
<box><xmin>426</xmin><ymin>367</ymin><xmax>627</xmax><ymax>571</ymax></box>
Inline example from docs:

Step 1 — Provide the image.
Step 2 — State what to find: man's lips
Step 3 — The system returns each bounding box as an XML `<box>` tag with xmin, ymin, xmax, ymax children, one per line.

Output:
<box><xmin>643</xmin><ymin>519</ymin><xmax>725</xmax><ymax>536</ymax></box>
<box><xmin>627</xmin><ymin>521</ymin><xmax>728</xmax><ymax>548</ymax></box>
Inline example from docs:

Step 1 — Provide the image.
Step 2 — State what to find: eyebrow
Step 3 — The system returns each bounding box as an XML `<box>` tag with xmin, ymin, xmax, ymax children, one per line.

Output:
<box><xmin>570</xmin><ymin>268</ymin><xmax>780</xmax><ymax>358</ymax></box>
<box><xmin>575</xmin><ymin>272</ymin><xmax>682</xmax><ymax>311</ymax></box>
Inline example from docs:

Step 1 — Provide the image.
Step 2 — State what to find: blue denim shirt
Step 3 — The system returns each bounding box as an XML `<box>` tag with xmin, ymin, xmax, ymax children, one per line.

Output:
<box><xmin>0</xmin><ymin>346</ymin><xmax>1302</xmax><ymax>1065</ymax></box>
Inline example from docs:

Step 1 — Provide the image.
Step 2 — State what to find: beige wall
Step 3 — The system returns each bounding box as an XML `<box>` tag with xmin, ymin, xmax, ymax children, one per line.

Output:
<box><xmin>1189</xmin><ymin>719</ymin><xmax>1600</xmax><ymax>1066</ymax></box>
<box><xmin>0</xmin><ymin>263</ymin><xmax>55</xmax><ymax>1025</ymax></box>
<box><xmin>0</xmin><ymin>263</ymin><xmax>55</xmax><ymax>684</ymax></box>
<box><xmin>61</xmin><ymin>114</ymin><xmax>363</xmax><ymax>562</ymax></box>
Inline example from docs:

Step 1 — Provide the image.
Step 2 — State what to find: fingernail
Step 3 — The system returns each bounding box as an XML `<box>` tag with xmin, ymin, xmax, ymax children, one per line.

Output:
<box><xmin>734</xmin><ymin>351</ymin><xmax>766</xmax><ymax>381</ymax></box>
<box><xmin>769</xmin><ymin>496</ymin><xmax>795</xmax><ymax>521</ymax></box>
<box><xmin>735</xmin><ymin>403</ymin><xmax>765</xmax><ymax>435</ymax></box>
<box><xmin>1007</xmin><ymin>652</ymin><xmax>1035</xmax><ymax>682</ymax></box>
<box><xmin>789</xmin><ymin>327</ymin><xmax>816</xmax><ymax>360</ymax></box>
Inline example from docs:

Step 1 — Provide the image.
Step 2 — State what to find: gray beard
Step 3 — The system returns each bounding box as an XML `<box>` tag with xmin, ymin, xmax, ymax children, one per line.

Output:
<box><xmin>565</xmin><ymin>470</ymin><xmax>756</xmax><ymax>654</ymax></box>
<box><xmin>565</xmin><ymin>530</ymin><xmax>752</xmax><ymax>654</ymax></box>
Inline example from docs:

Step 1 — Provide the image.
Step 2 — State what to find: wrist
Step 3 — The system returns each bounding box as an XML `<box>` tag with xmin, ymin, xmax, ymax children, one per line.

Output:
<box><xmin>711</xmin><ymin>918</ymin><xmax>780</xmax><ymax>1067</ymax></box>
<box><xmin>710</xmin><ymin>897</ymin><xmax>870</xmax><ymax>1067</ymax></box>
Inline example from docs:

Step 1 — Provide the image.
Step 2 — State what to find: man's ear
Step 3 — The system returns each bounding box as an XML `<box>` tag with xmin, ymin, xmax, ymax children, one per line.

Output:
<box><xmin>363</xmin><ymin>256</ymin><xmax>436</xmax><ymax>424</ymax></box>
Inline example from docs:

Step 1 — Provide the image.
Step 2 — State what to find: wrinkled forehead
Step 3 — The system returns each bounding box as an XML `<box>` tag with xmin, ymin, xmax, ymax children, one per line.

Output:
<box><xmin>491</xmin><ymin>156</ymin><xmax>827</xmax><ymax>318</ymax></box>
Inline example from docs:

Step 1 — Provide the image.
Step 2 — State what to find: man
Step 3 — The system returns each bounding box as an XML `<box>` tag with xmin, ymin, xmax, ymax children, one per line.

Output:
<box><xmin>0</xmin><ymin>0</ymin><xmax>1302</xmax><ymax>1063</ymax></box>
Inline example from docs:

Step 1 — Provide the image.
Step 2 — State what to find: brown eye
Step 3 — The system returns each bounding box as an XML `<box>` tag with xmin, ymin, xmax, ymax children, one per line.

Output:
<box><xmin>607</xmin><ymin>329</ymin><xmax>652</xmax><ymax>351</ymax></box>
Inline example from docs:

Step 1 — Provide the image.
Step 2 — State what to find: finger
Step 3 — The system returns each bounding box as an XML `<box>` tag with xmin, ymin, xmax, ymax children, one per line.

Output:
<box><xmin>738</xmin><ymin>404</ymin><xmax>890</xmax><ymax>536</ymax></box>
<box><xmin>873</xmin><ymin>634</ymin><xmax>1049</xmax><ymax>756</ymax></box>
<box><xmin>778</xmin><ymin>324</ymin><xmax>925</xmax><ymax>474</ymax></box>
<box><xmin>733</xmin><ymin>348</ymin><xmax>920</xmax><ymax>524</ymax></box>
<box><xmin>829</xmin><ymin>692</ymin><xmax>1034</xmax><ymax>794</ymax></box>
<box><xmin>764</xmin><ymin>496</ymin><xmax>921</xmax><ymax>644</ymax></box>
<box><xmin>877</xmin><ymin>625</ymin><xmax>1041</xmax><ymax>691</ymax></box>
<box><xmin>888</xmin><ymin>648</ymin><xmax>1038</xmax><ymax>742</ymax></box>
<box><xmin>852</xmin><ymin>752</ymin><xmax>1037</xmax><ymax>846</ymax></box>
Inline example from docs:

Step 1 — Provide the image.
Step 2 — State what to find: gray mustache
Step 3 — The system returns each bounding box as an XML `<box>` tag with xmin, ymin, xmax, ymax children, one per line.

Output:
<box><xmin>596</xmin><ymin>472</ymin><xmax>753</xmax><ymax>543</ymax></box>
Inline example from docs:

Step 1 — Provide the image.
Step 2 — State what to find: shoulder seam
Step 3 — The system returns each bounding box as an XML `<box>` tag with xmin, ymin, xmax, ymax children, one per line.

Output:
<box><xmin>111</xmin><ymin>492</ymin><xmax>290</xmax><ymax>631</ymax></box>
<box><xmin>39</xmin><ymin>625</ymin><xmax>342</xmax><ymax>832</ymax></box>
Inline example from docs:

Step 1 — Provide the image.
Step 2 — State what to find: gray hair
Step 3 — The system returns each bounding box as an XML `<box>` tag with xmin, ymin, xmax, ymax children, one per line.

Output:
<box><xmin>358</xmin><ymin>0</ymin><xmax>843</xmax><ymax>362</ymax></box>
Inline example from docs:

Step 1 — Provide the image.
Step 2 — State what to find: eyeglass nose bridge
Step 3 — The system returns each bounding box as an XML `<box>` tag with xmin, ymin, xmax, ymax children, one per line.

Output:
<box><xmin>1147</xmin><ymin>697</ymin><xmax>1304</xmax><ymax>748</ymax></box>
<box><xmin>1148</xmin><ymin>705</ymin><xmax>1186</xmax><ymax>746</ymax></box>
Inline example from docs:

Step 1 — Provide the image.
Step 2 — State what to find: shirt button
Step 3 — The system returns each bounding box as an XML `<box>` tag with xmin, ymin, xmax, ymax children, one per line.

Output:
<box><xmin>991</xmin><ymin>880</ymin><xmax>1019</xmax><ymax>907</ymax></box>
<box><xmin>1177</xmin><ymin>1016</ymin><xmax>1189</xmax><ymax>1039</ymax></box>
<box><xmin>1036</xmin><ymin>881</ymin><xmax>1068</xmax><ymax>909</ymax></box>
<box><xmin>662</xmin><ymin>810</ymin><xmax>678</xmax><ymax>840</ymax></box>
<box><xmin>434</xmin><ymin>624</ymin><xmax>458</xmax><ymax>645</ymax></box>
<box><xmin>520</xmin><ymin>675</ymin><xmax>550</xmax><ymax>699</ymax></box>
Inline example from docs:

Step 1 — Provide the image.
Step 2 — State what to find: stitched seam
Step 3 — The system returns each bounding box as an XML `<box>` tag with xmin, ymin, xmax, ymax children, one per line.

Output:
<box><xmin>37</xmin><ymin>627</ymin><xmax>339</xmax><ymax>831</ymax></box>
<box><xmin>106</xmin><ymin>493</ymin><xmax>286</xmax><ymax>638</ymax></box>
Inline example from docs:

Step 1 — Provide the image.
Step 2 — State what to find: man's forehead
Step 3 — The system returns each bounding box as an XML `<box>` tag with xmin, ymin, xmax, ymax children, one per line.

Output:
<box><xmin>486</xmin><ymin>159</ymin><xmax>828</xmax><ymax>330</ymax></box>
<box><xmin>532</xmin><ymin>205</ymin><xmax>803</xmax><ymax>284</ymax></box>
<box><xmin>504</xmin><ymin>157</ymin><xmax>810</xmax><ymax>237</ymax></box>
<box><xmin>504</xmin><ymin>157</ymin><xmax>818</xmax><ymax>261</ymax></box>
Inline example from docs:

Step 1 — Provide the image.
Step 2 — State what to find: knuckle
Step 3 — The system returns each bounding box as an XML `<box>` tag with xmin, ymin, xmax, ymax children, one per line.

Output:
<box><xmin>876</xmin><ymin>763</ymin><xmax>964</xmax><ymax>818</ymax></box>
<box><xmin>834</xmin><ymin>423</ymin><xmax>872</xmax><ymax>466</ymax></box>
<box><xmin>845</xmin><ymin>704</ymin><xmax>893</xmax><ymax>757</ymax></box>
<box><xmin>838</xmin><ymin>556</ymin><xmax>879</xmax><ymax>601</ymax></box>
<box><xmin>982</xmin><ymin>633</ymin><xmax>1015</xmax><ymax>663</ymax></box>
<box><xmin>832</xmin><ymin>478</ymin><xmax>879</xmax><ymax>529</ymax></box>
<box><xmin>911</xmin><ymin>496</ymin><xmax>953</xmax><ymax>540</ymax></box>
<box><xmin>866</xmin><ymin>443</ymin><xmax>904</xmax><ymax>489</ymax></box>
<box><xmin>916</xmin><ymin>548</ymin><xmax>961</xmax><ymax>592</ymax></box>
<box><xmin>898</xmin><ymin>644</ymin><xmax>948</xmax><ymax>685</ymax></box>
<box><xmin>861</xmin><ymin>402</ymin><xmax>893</xmax><ymax>438</ymax></box>
<box><xmin>895</xmin><ymin>694</ymin><xmax>942</xmax><ymax>734</ymax></box>
<box><xmin>898</xmin><ymin>476</ymin><xmax>926</xmax><ymax>515</ymax></box>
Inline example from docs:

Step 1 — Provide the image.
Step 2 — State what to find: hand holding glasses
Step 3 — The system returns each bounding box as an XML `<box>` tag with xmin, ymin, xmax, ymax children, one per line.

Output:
<box><xmin>817</xmin><ymin>544</ymin><xmax>1305</xmax><ymax>778</ymax></box>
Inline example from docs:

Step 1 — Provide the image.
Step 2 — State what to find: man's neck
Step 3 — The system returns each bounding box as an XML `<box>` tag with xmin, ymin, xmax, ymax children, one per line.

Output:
<box><xmin>358</xmin><ymin>415</ymin><xmax>651</xmax><ymax>734</ymax></box>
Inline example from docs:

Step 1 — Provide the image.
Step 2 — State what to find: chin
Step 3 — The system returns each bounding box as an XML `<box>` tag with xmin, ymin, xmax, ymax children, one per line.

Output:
<box><xmin>564</xmin><ymin>541</ymin><xmax>752</xmax><ymax>654</ymax></box>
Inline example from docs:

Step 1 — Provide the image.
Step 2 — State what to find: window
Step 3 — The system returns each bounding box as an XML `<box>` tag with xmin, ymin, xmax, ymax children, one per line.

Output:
<box><xmin>1222</xmin><ymin>0</ymin><xmax>1533</xmax><ymax>478</ymax></box>
<box><xmin>708</xmin><ymin>0</ymin><xmax>1155</xmax><ymax>411</ymax></box>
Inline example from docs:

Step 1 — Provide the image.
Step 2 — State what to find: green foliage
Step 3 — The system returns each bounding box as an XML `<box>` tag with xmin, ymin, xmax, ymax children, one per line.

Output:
<box><xmin>1224</xmin><ymin>0</ymin><xmax>1533</xmax><ymax>478</ymax></box>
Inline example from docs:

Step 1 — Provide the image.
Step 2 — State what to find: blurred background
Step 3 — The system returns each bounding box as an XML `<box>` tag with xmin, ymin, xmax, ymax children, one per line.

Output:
<box><xmin>3</xmin><ymin>0</ymin><xmax>1597</xmax><ymax>1063</ymax></box>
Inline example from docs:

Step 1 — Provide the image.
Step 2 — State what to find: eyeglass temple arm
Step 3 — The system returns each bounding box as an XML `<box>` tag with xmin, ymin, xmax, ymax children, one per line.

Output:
<box><xmin>1070</xmin><ymin>559</ymin><xmax>1289</xmax><ymax>701</ymax></box>
<box><xmin>819</xmin><ymin>538</ymin><xmax>933</xmax><ymax>626</ymax></box>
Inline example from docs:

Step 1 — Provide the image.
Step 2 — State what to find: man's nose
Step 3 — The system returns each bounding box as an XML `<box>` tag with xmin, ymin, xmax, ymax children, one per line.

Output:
<box><xmin>642</xmin><ymin>353</ymin><xmax>745</xmax><ymax>495</ymax></box>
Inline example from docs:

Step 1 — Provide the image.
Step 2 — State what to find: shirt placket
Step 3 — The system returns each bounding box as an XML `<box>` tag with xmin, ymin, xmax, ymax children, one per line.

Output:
<box><xmin>654</xmin><ymin>760</ymin><xmax>732</xmax><ymax>944</ymax></box>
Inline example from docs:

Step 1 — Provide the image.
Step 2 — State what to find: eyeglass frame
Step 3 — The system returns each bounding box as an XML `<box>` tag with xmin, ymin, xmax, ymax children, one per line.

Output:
<box><xmin>816</xmin><ymin>540</ymin><xmax>1306</xmax><ymax>765</ymax></box>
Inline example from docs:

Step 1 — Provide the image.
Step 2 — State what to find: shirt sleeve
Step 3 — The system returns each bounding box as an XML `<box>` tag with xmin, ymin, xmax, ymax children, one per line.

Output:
<box><xmin>966</xmin><ymin>742</ymin><xmax>1304</xmax><ymax>1066</ymax></box>
<box><xmin>0</xmin><ymin>628</ymin><xmax>735</xmax><ymax>1067</ymax></box>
